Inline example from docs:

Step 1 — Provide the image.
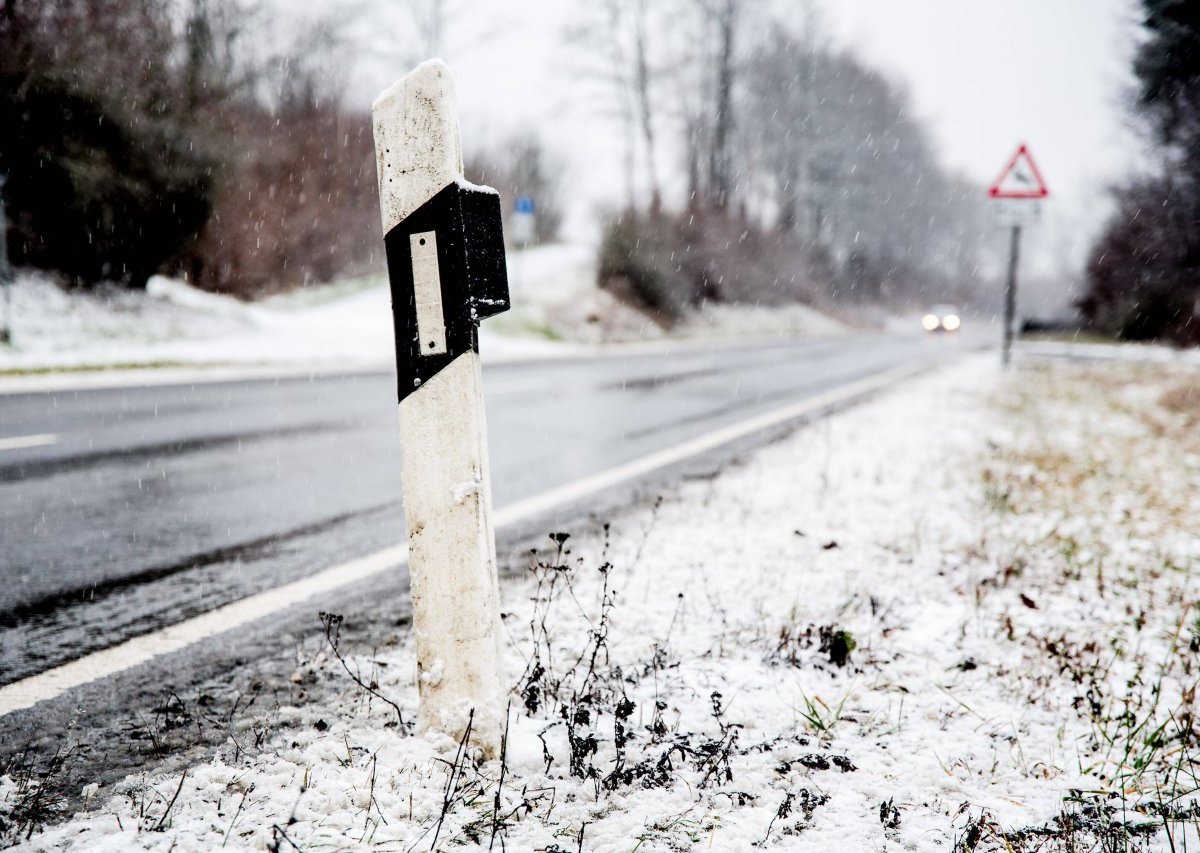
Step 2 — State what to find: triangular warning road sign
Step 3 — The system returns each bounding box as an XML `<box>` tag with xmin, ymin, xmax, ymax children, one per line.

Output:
<box><xmin>988</xmin><ymin>144</ymin><xmax>1049</xmax><ymax>199</ymax></box>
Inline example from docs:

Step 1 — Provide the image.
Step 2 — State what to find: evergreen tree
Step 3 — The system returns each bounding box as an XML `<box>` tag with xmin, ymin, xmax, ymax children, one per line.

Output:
<box><xmin>0</xmin><ymin>0</ymin><xmax>214</xmax><ymax>288</ymax></box>
<box><xmin>1081</xmin><ymin>0</ymin><xmax>1200</xmax><ymax>344</ymax></box>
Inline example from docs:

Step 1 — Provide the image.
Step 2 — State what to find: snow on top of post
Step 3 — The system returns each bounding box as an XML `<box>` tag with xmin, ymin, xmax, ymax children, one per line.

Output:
<box><xmin>372</xmin><ymin>59</ymin><xmax>464</xmax><ymax>234</ymax></box>
<box><xmin>455</xmin><ymin>177</ymin><xmax>499</xmax><ymax>195</ymax></box>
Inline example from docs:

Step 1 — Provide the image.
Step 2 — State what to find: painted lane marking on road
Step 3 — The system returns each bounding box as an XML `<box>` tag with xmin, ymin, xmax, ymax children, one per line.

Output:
<box><xmin>486</xmin><ymin>377</ymin><xmax>550</xmax><ymax>396</ymax></box>
<box><xmin>0</xmin><ymin>545</ymin><xmax>409</xmax><ymax>716</ymax></box>
<box><xmin>0</xmin><ymin>433</ymin><xmax>60</xmax><ymax>452</ymax></box>
<box><xmin>0</xmin><ymin>357</ymin><xmax>938</xmax><ymax>716</ymax></box>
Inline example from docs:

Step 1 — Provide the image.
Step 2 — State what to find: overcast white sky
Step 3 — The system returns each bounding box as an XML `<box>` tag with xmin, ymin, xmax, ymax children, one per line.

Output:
<box><xmin>344</xmin><ymin>0</ymin><xmax>1146</xmax><ymax>282</ymax></box>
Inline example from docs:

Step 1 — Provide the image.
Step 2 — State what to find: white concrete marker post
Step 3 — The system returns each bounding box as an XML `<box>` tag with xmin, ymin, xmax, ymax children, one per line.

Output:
<box><xmin>372</xmin><ymin>61</ymin><xmax>510</xmax><ymax>757</ymax></box>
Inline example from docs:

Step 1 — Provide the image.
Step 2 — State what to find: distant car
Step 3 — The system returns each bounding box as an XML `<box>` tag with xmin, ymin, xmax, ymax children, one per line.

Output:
<box><xmin>922</xmin><ymin>304</ymin><xmax>961</xmax><ymax>332</ymax></box>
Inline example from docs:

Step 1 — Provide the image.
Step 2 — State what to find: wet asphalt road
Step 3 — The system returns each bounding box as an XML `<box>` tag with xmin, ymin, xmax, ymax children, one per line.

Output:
<box><xmin>0</xmin><ymin>331</ymin><xmax>968</xmax><ymax>686</ymax></box>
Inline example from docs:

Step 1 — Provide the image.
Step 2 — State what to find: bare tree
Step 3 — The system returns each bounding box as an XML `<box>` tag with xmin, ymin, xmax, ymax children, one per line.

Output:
<box><xmin>706</xmin><ymin>0</ymin><xmax>737</xmax><ymax>208</ymax></box>
<box><xmin>405</xmin><ymin>0</ymin><xmax>454</xmax><ymax>58</ymax></box>
<box><xmin>669</xmin><ymin>0</ymin><xmax>762</xmax><ymax>210</ymax></box>
<box><xmin>567</xmin><ymin>0</ymin><xmax>664</xmax><ymax>211</ymax></box>
<box><xmin>630</xmin><ymin>0</ymin><xmax>662</xmax><ymax>211</ymax></box>
<box><xmin>585</xmin><ymin>0</ymin><xmax>992</xmax><ymax>312</ymax></box>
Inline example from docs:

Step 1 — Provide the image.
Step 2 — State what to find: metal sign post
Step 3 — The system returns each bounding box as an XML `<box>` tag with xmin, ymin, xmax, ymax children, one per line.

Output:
<box><xmin>511</xmin><ymin>196</ymin><xmax>536</xmax><ymax>246</ymax></box>
<box><xmin>988</xmin><ymin>144</ymin><xmax>1049</xmax><ymax>367</ymax></box>
<box><xmin>1002</xmin><ymin>224</ymin><xmax>1021</xmax><ymax>367</ymax></box>
<box><xmin>372</xmin><ymin>60</ymin><xmax>510</xmax><ymax>756</ymax></box>
<box><xmin>0</xmin><ymin>173</ymin><xmax>12</xmax><ymax>346</ymax></box>
<box><xmin>510</xmin><ymin>196</ymin><xmax>535</xmax><ymax>297</ymax></box>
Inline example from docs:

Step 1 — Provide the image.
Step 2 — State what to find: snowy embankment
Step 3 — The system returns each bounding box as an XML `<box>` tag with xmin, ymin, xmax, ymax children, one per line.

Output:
<box><xmin>0</xmin><ymin>266</ymin><xmax>562</xmax><ymax>378</ymax></box>
<box><xmin>7</xmin><ymin>353</ymin><xmax>1199</xmax><ymax>851</ymax></box>
<box><xmin>0</xmin><ymin>244</ymin><xmax>848</xmax><ymax>382</ymax></box>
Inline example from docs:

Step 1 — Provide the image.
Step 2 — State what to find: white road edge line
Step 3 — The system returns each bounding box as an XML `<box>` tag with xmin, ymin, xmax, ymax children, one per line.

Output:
<box><xmin>0</xmin><ymin>358</ymin><xmax>935</xmax><ymax>716</ymax></box>
<box><xmin>0</xmin><ymin>433</ymin><xmax>60</xmax><ymax>452</ymax></box>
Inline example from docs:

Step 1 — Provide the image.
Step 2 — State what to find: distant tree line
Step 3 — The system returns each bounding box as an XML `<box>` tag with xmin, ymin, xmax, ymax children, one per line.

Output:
<box><xmin>0</xmin><ymin>0</ymin><xmax>386</xmax><ymax>296</ymax></box>
<box><xmin>1081</xmin><ymin>0</ymin><xmax>1200</xmax><ymax>345</ymax></box>
<box><xmin>0</xmin><ymin>0</ymin><xmax>566</xmax><ymax>297</ymax></box>
<box><xmin>573</xmin><ymin>0</ymin><xmax>989</xmax><ymax>322</ymax></box>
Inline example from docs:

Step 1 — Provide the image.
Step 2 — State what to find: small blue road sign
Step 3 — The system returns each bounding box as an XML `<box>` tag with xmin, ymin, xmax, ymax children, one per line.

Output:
<box><xmin>514</xmin><ymin>196</ymin><xmax>535</xmax><ymax>214</ymax></box>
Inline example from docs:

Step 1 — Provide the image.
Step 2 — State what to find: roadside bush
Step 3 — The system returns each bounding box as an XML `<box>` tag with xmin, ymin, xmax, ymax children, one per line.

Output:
<box><xmin>596</xmin><ymin>206</ymin><xmax>829</xmax><ymax>326</ymax></box>
<box><xmin>177</xmin><ymin>98</ymin><xmax>380</xmax><ymax>297</ymax></box>
<box><xmin>597</xmin><ymin>212</ymin><xmax>694</xmax><ymax>324</ymax></box>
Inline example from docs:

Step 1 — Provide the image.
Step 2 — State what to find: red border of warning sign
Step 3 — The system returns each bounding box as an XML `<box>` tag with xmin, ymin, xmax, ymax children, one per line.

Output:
<box><xmin>988</xmin><ymin>143</ymin><xmax>1049</xmax><ymax>199</ymax></box>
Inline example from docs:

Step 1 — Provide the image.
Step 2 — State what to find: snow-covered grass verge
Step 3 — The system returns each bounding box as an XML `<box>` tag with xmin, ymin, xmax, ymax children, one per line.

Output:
<box><xmin>4</xmin><ymin>354</ymin><xmax>1198</xmax><ymax>851</ymax></box>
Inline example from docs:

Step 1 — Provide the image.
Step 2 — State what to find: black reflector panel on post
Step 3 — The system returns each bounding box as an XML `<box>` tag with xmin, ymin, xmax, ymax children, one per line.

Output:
<box><xmin>383</xmin><ymin>182</ymin><xmax>509</xmax><ymax>403</ymax></box>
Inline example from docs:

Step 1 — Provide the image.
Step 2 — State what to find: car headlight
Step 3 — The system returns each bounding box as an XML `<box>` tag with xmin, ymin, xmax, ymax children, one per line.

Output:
<box><xmin>942</xmin><ymin>314</ymin><xmax>961</xmax><ymax>331</ymax></box>
<box><xmin>922</xmin><ymin>314</ymin><xmax>940</xmax><ymax>331</ymax></box>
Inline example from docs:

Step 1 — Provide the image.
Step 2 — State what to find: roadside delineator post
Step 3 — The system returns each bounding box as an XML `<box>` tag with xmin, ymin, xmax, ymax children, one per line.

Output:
<box><xmin>372</xmin><ymin>60</ymin><xmax>510</xmax><ymax>757</ymax></box>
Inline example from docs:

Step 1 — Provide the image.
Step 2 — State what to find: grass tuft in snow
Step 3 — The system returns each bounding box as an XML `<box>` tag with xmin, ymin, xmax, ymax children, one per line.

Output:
<box><xmin>0</xmin><ymin>747</ymin><xmax>74</xmax><ymax>844</ymax></box>
<box><xmin>318</xmin><ymin>612</ymin><xmax>409</xmax><ymax>731</ymax></box>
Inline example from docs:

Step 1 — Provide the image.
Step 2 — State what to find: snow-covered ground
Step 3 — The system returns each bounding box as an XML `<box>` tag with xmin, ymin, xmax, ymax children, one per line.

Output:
<box><xmin>7</xmin><ymin>353</ymin><xmax>1198</xmax><ymax>850</ymax></box>
<box><xmin>0</xmin><ymin>245</ymin><xmax>849</xmax><ymax>385</ymax></box>
<box><xmin>0</xmin><ymin>267</ymin><xmax>564</xmax><ymax>377</ymax></box>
